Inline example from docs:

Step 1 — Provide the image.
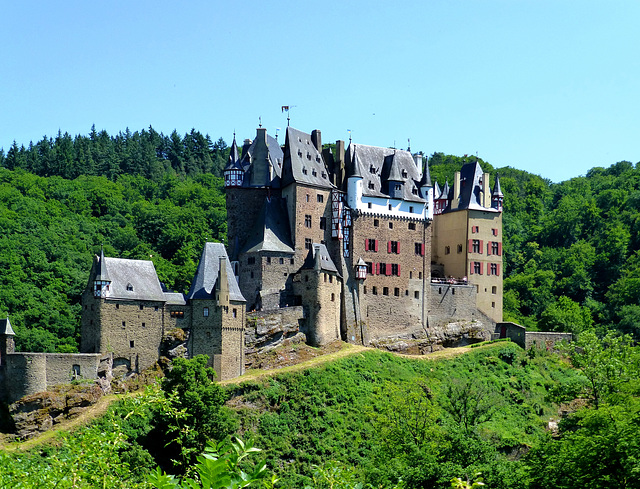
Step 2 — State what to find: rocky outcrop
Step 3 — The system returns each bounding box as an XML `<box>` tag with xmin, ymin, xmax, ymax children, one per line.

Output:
<box><xmin>9</xmin><ymin>383</ymin><xmax>104</xmax><ymax>439</ymax></box>
<box><xmin>245</xmin><ymin>307</ymin><xmax>305</xmax><ymax>360</ymax></box>
<box><xmin>370</xmin><ymin>320</ymin><xmax>491</xmax><ymax>354</ymax></box>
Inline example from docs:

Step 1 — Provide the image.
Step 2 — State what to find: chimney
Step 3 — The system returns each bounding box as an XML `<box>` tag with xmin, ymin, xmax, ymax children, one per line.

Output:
<box><xmin>413</xmin><ymin>153</ymin><xmax>423</xmax><ymax>180</ymax></box>
<box><xmin>482</xmin><ymin>172</ymin><xmax>491</xmax><ymax>207</ymax></box>
<box><xmin>453</xmin><ymin>171</ymin><xmax>461</xmax><ymax>210</ymax></box>
<box><xmin>217</xmin><ymin>256</ymin><xmax>230</xmax><ymax>307</ymax></box>
<box><xmin>256</xmin><ymin>127</ymin><xmax>267</xmax><ymax>144</ymax></box>
<box><xmin>311</xmin><ymin>130</ymin><xmax>322</xmax><ymax>152</ymax></box>
<box><xmin>335</xmin><ymin>140</ymin><xmax>345</xmax><ymax>188</ymax></box>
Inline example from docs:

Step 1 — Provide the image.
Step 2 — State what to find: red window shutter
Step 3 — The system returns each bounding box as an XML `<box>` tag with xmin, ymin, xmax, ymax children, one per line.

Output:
<box><xmin>487</xmin><ymin>242</ymin><xmax>492</xmax><ymax>256</ymax></box>
<box><xmin>498</xmin><ymin>243</ymin><xmax>502</xmax><ymax>256</ymax></box>
<box><xmin>388</xmin><ymin>265</ymin><xmax>392</xmax><ymax>276</ymax></box>
<box><xmin>479</xmin><ymin>240</ymin><xmax>483</xmax><ymax>254</ymax></box>
<box><xmin>375</xmin><ymin>240</ymin><xmax>379</xmax><ymax>252</ymax></box>
<box><xmin>479</xmin><ymin>262</ymin><xmax>484</xmax><ymax>275</ymax></box>
<box><xmin>388</xmin><ymin>241</ymin><xmax>392</xmax><ymax>253</ymax></box>
<box><xmin>374</xmin><ymin>263</ymin><xmax>379</xmax><ymax>275</ymax></box>
<box><xmin>496</xmin><ymin>264</ymin><xmax>500</xmax><ymax>275</ymax></box>
<box><xmin>397</xmin><ymin>264</ymin><xmax>401</xmax><ymax>276</ymax></box>
<box><xmin>421</xmin><ymin>243</ymin><xmax>425</xmax><ymax>256</ymax></box>
<box><xmin>365</xmin><ymin>239</ymin><xmax>369</xmax><ymax>251</ymax></box>
<box><xmin>470</xmin><ymin>262</ymin><xmax>474</xmax><ymax>275</ymax></box>
<box><xmin>397</xmin><ymin>242</ymin><xmax>401</xmax><ymax>254</ymax></box>
<box><xmin>468</xmin><ymin>239</ymin><xmax>473</xmax><ymax>253</ymax></box>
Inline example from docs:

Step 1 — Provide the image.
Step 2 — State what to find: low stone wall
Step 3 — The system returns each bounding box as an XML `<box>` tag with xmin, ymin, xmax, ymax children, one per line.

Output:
<box><xmin>0</xmin><ymin>352</ymin><xmax>106</xmax><ymax>403</ymax></box>
<box><xmin>525</xmin><ymin>332</ymin><xmax>572</xmax><ymax>350</ymax></box>
<box><xmin>245</xmin><ymin>306</ymin><xmax>305</xmax><ymax>356</ymax></box>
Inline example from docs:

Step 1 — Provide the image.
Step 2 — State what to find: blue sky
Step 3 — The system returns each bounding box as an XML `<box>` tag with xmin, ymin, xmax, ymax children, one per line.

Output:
<box><xmin>1</xmin><ymin>0</ymin><xmax>638</xmax><ymax>182</ymax></box>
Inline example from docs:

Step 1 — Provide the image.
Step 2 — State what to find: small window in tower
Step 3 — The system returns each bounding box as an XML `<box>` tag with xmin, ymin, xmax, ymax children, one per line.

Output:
<box><xmin>389</xmin><ymin>222</ymin><xmax>393</xmax><ymax>229</ymax></box>
<box><xmin>388</xmin><ymin>204</ymin><xmax>392</xmax><ymax>210</ymax></box>
<box><xmin>408</xmin><ymin>222</ymin><xmax>416</xmax><ymax>230</ymax></box>
<box><xmin>369</xmin><ymin>165</ymin><xmax>376</xmax><ymax>174</ymax></box>
<box><xmin>122</xmin><ymin>321</ymin><xmax>126</xmax><ymax>328</ymax></box>
<box><xmin>322</xmin><ymin>171</ymin><xmax>326</xmax><ymax>179</ymax></box>
<box><xmin>374</xmin><ymin>219</ymin><xmax>379</xmax><ymax>227</ymax></box>
<box><xmin>402</xmin><ymin>169</ymin><xmax>408</xmax><ymax>178</ymax></box>
<box><xmin>419</xmin><ymin>272</ymin><xmax>423</xmax><ymax>279</ymax></box>
<box><xmin>492</xmin><ymin>228</ymin><xmax>499</xmax><ymax>236</ymax></box>
<box><xmin>233</xmin><ymin>308</ymin><xmax>237</xmax><ymax>318</ymax></box>
<box><xmin>329</xmin><ymin>275</ymin><xmax>333</xmax><ymax>283</ymax></box>
<box><xmin>368</xmin><ymin>182</ymin><xmax>375</xmax><ymax>189</ymax></box>
<box><xmin>445</xmin><ymin>246</ymin><xmax>450</xmax><ymax>255</ymax></box>
<box><xmin>372</xmin><ymin>286</ymin><xmax>378</xmax><ymax>295</ymax></box>
<box><xmin>394</xmin><ymin>184</ymin><xmax>401</xmax><ymax>191</ymax></box>
<box><xmin>305</xmin><ymin>238</ymin><xmax>312</xmax><ymax>250</ymax></box>
<box><xmin>130</xmin><ymin>340</ymin><xmax>135</xmax><ymax>348</ymax></box>
<box><xmin>142</xmin><ymin>322</ymin><xmax>146</xmax><ymax>328</ymax></box>
<box><xmin>317</xmin><ymin>194</ymin><xmax>324</xmax><ymax>203</ymax></box>
<box><xmin>303</xmin><ymin>167</ymin><xmax>308</xmax><ymax>175</ymax></box>
<box><xmin>383</xmin><ymin>287</ymin><xmax>389</xmax><ymax>296</ymax></box>
<box><xmin>248</xmin><ymin>257</ymin><xmax>256</xmax><ymax>265</ymax></box>
<box><xmin>312</xmin><ymin>169</ymin><xmax>317</xmax><ymax>176</ymax></box>
<box><xmin>203</xmin><ymin>307</ymin><xmax>209</xmax><ymax>317</ymax></box>
<box><xmin>306</xmin><ymin>194</ymin><xmax>310</xmax><ymax>202</ymax></box>
<box><xmin>115</xmin><ymin>303</ymin><xmax>119</xmax><ymax>309</ymax></box>
<box><xmin>139</xmin><ymin>305</ymin><xmax>143</xmax><ymax>311</ymax></box>
<box><xmin>409</xmin><ymin>206</ymin><xmax>414</xmax><ymax>213</ymax></box>
<box><xmin>394</xmin><ymin>287</ymin><xmax>400</xmax><ymax>297</ymax></box>
<box><xmin>290</xmin><ymin>258</ymin><xmax>295</xmax><ymax>265</ymax></box>
<box><xmin>331</xmin><ymin>293</ymin><xmax>335</xmax><ymax>301</ymax></box>
<box><xmin>492</xmin><ymin>302</ymin><xmax>496</xmax><ymax>308</ymax></box>
<box><xmin>492</xmin><ymin>286</ymin><xmax>497</xmax><ymax>294</ymax></box>
<box><xmin>267</xmin><ymin>257</ymin><xmax>271</xmax><ymax>264</ymax></box>
<box><xmin>91</xmin><ymin>304</ymin><xmax>94</xmax><ymax>311</ymax></box>
<box><xmin>363</xmin><ymin>286</ymin><xmax>367</xmax><ymax>294</ymax></box>
<box><xmin>250</xmin><ymin>271</ymin><xmax>254</xmax><ymax>278</ymax></box>
<box><xmin>279</xmin><ymin>257</ymin><xmax>284</xmax><ymax>264</ymax></box>
<box><xmin>414</xmin><ymin>291</ymin><xmax>420</xmax><ymax>299</ymax></box>
<box><xmin>368</xmin><ymin>202</ymin><xmax>372</xmax><ymax>209</ymax></box>
<box><xmin>72</xmin><ymin>364</ymin><xmax>81</xmax><ymax>378</ymax></box>
<box><xmin>126</xmin><ymin>283</ymin><xmax>133</xmax><ymax>291</ymax></box>
<box><xmin>412</xmin><ymin>188</ymin><xmax>418</xmax><ymax>195</ymax></box>
<box><xmin>320</xmin><ymin>217</ymin><xmax>326</xmax><ymax>230</ymax></box>
<box><xmin>457</xmin><ymin>244</ymin><xmax>463</xmax><ymax>253</ymax></box>
<box><xmin>155</xmin><ymin>306</ymin><xmax>159</xmax><ymax>312</ymax></box>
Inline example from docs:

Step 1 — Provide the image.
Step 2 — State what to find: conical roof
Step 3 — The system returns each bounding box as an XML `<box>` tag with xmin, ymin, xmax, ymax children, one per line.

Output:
<box><xmin>95</xmin><ymin>248</ymin><xmax>110</xmax><ymax>282</ymax></box>
<box><xmin>224</xmin><ymin>135</ymin><xmax>242</xmax><ymax>171</ymax></box>
<box><xmin>0</xmin><ymin>317</ymin><xmax>14</xmax><ymax>336</ymax></box>
<box><xmin>419</xmin><ymin>160</ymin><xmax>432</xmax><ymax>187</ymax></box>
<box><xmin>433</xmin><ymin>181</ymin><xmax>441</xmax><ymax>200</ymax></box>
<box><xmin>492</xmin><ymin>174</ymin><xmax>504</xmax><ymax>197</ymax></box>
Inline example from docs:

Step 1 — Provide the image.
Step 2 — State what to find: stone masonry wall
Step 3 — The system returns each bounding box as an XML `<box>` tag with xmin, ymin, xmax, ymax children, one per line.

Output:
<box><xmin>352</xmin><ymin>213</ymin><xmax>431</xmax><ymax>341</ymax></box>
<box><xmin>296</xmin><ymin>270</ymin><xmax>341</xmax><ymax>346</ymax></box>
<box><xmin>220</xmin><ymin>300</ymin><xmax>245</xmax><ymax>380</ymax></box>
<box><xmin>427</xmin><ymin>283</ymin><xmax>479</xmax><ymax>328</ymax></box>
<box><xmin>226</xmin><ymin>187</ymin><xmax>269</xmax><ymax>258</ymax></box>
<box><xmin>525</xmin><ymin>332</ymin><xmax>572</xmax><ymax>350</ymax></box>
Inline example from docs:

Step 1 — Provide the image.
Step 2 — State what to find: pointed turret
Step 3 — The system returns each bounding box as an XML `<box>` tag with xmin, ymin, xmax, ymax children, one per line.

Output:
<box><xmin>386</xmin><ymin>153</ymin><xmax>405</xmax><ymax>199</ymax></box>
<box><xmin>492</xmin><ymin>174</ymin><xmax>504</xmax><ymax>211</ymax></box>
<box><xmin>93</xmin><ymin>248</ymin><xmax>112</xmax><ymax>298</ymax></box>
<box><xmin>419</xmin><ymin>159</ymin><xmax>434</xmax><ymax>220</ymax></box>
<box><xmin>347</xmin><ymin>146</ymin><xmax>364</xmax><ymax>210</ymax></box>
<box><xmin>224</xmin><ymin>134</ymin><xmax>244</xmax><ymax>187</ymax></box>
<box><xmin>0</xmin><ymin>317</ymin><xmax>15</xmax><ymax>366</ymax></box>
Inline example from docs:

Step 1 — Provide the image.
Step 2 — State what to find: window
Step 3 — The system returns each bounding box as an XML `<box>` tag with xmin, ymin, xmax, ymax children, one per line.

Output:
<box><xmin>290</xmin><ymin>258</ymin><xmax>295</xmax><ymax>265</ymax></box>
<box><xmin>492</xmin><ymin>286</ymin><xmax>497</xmax><ymax>294</ymax></box>
<box><xmin>492</xmin><ymin>228</ymin><xmax>498</xmax><ymax>236</ymax></box>
<box><xmin>492</xmin><ymin>302</ymin><xmax>496</xmax><ymax>308</ymax></box>
<box><xmin>472</xmin><ymin>239</ymin><xmax>481</xmax><ymax>253</ymax></box>
<box><xmin>408</xmin><ymin>222</ymin><xmax>416</xmax><ymax>230</ymax></box>
<box><xmin>317</xmin><ymin>194</ymin><xmax>324</xmax><ymax>203</ymax></box>
<box><xmin>391</xmin><ymin>263</ymin><xmax>400</xmax><ymax>276</ymax></box>
<box><xmin>126</xmin><ymin>283</ymin><xmax>134</xmax><ymax>291</ymax></box>
<box><xmin>279</xmin><ymin>257</ymin><xmax>284</xmax><ymax>264</ymax></box>
<box><xmin>250</xmin><ymin>271</ymin><xmax>254</xmax><ymax>278</ymax></box>
<box><xmin>155</xmin><ymin>306</ymin><xmax>159</xmax><ymax>311</ymax></box>
<box><xmin>374</xmin><ymin>219</ymin><xmax>379</xmax><ymax>227</ymax></box>
<box><xmin>306</xmin><ymin>193</ymin><xmax>310</xmax><ymax>202</ymax></box>
<box><xmin>324</xmin><ymin>273</ymin><xmax>327</xmax><ymax>282</ymax></box>
<box><xmin>368</xmin><ymin>182</ymin><xmax>375</xmax><ymax>189</ymax></box>
<box><xmin>267</xmin><ymin>257</ymin><xmax>271</xmax><ymax>264</ymax></box>
<box><xmin>130</xmin><ymin>340</ymin><xmax>135</xmax><ymax>348</ymax></box>
<box><xmin>490</xmin><ymin>263</ymin><xmax>499</xmax><ymax>276</ymax></box>
<box><xmin>233</xmin><ymin>308</ymin><xmax>237</xmax><ymax>318</ymax></box>
<box><xmin>414</xmin><ymin>291</ymin><xmax>420</xmax><ymax>299</ymax></box>
<box><xmin>170</xmin><ymin>311</ymin><xmax>184</xmax><ymax>318</ymax></box>
<box><xmin>388</xmin><ymin>241</ymin><xmax>399</xmax><ymax>254</ymax></box>
<box><xmin>122</xmin><ymin>321</ymin><xmax>126</xmax><ymax>328</ymax></box>
<box><xmin>139</xmin><ymin>305</ymin><xmax>144</xmax><ymax>311</ymax></box>
<box><xmin>363</xmin><ymin>286</ymin><xmax>367</xmax><ymax>294</ymax></box>
<box><xmin>471</xmin><ymin>225</ymin><xmax>479</xmax><ymax>233</ymax></box>
<box><xmin>419</xmin><ymin>272</ymin><xmax>422</xmax><ymax>279</ymax></box>
<box><xmin>248</xmin><ymin>257</ymin><xmax>256</xmax><ymax>265</ymax></box>
<box><xmin>389</xmin><ymin>222</ymin><xmax>393</xmax><ymax>229</ymax></box>
<box><xmin>457</xmin><ymin>244</ymin><xmax>463</xmax><ymax>253</ymax></box>
<box><xmin>203</xmin><ymin>307</ymin><xmax>209</xmax><ymax>317</ymax></box>
<box><xmin>366</xmin><ymin>238</ymin><xmax>378</xmax><ymax>251</ymax></box>
<box><xmin>372</xmin><ymin>286</ymin><xmax>378</xmax><ymax>295</ymax></box>
<box><xmin>305</xmin><ymin>215</ymin><xmax>312</xmax><ymax>228</ymax></box>
<box><xmin>305</xmin><ymin>238</ymin><xmax>312</xmax><ymax>250</ymax></box>
<box><xmin>368</xmin><ymin>202</ymin><xmax>372</xmax><ymax>209</ymax></box>
<box><xmin>473</xmin><ymin>262</ymin><xmax>482</xmax><ymax>275</ymax></box>
<box><xmin>410</xmin><ymin>271</ymin><xmax>413</xmax><ymax>279</ymax></box>
<box><xmin>379</xmin><ymin>263</ymin><xmax>388</xmax><ymax>275</ymax></box>
<box><xmin>415</xmin><ymin>243</ymin><xmax>425</xmax><ymax>256</ymax></box>
<box><xmin>142</xmin><ymin>322</ymin><xmax>146</xmax><ymax>327</ymax></box>
<box><xmin>369</xmin><ymin>165</ymin><xmax>376</xmax><ymax>174</ymax></box>
<box><xmin>383</xmin><ymin>287</ymin><xmax>389</xmax><ymax>296</ymax></box>
<box><xmin>366</xmin><ymin>262</ymin><xmax>373</xmax><ymax>274</ymax></box>
<box><xmin>445</xmin><ymin>246</ymin><xmax>450</xmax><ymax>255</ymax></box>
<box><xmin>409</xmin><ymin>206</ymin><xmax>414</xmax><ymax>213</ymax></box>
<box><xmin>412</xmin><ymin>188</ymin><xmax>418</xmax><ymax>195</ymax></box>
<box><xmin>331</xmin><ymin>293</ymin><xmax>335</xmax><ymax>301</ymax></box>
<box><xmin>320</xmin><ymin>217</ymin><xmax>326</xmax><ymax>230</ymax></box>
<box><xmin>72</xmin><ymin>365</ymin><xmax>81</xmax><ymax>378</ymax></box>
<box><xmin>402</xmin><ymin>169</ymin><xmax>408</xmax><ymax>178</ymax></box>
<box><xmin>329</xmin><ymin>275</ymin><xmax>333</xmax><ymax>283</ymax></box>
<box><xmin>303</xmin><ymin>168</ymin><xmax>308</xmax><ymax>175</ymax></box>
<box><xmin>394</xmin><ymin>184</ymin><xmax>401</xmax><ymax>191</ymax></box>
<box><xmin>394</xmin><ymin>287</ymin><xmax>400</xmax><ymax>297</ymax></box>
<box><xmin>312</xmin><ymin>169</ymin><xmax>317</xmax><ymax>176</ymax></box>
<box><xmin>388</xmin><ymin>204</ymin><xmax>392</xmax><ymax>210</ymax></box>
<box><xmin>491</xmin><ymin>241</ymin><xmax>500</xmax><ymax>255</ymax></box>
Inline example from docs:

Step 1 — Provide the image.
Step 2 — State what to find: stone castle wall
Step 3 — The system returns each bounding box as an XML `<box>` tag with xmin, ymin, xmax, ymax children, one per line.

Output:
<box><xmin>427</xmin><ymin>283</ymin><xmax>479</xmax><ymax>328</ymax></box>
<box><xmin>525</xmin><ymin>331</ymin><xmax>572</xmax><ymax>350</ymax></box>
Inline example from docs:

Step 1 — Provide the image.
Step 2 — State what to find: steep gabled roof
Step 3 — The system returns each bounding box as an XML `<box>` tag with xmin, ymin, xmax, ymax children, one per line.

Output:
<box><xmin>238</xmin><ymin>129</ymin><xmax>283</xmax><ymax>187</ymax></box>
<box><xmin>96</xmin><ymin>257</ymin><xmax>168</xmax><ymax>302</ymax></box>
<box><xmin>433</xmin><ymin>181</ymin><xmax>441</xmax><ymax>200</ymax></box>
<box><xmin>419</xmin><ymin>160</ymin><xmax>432</xmax><ymax>188</ymax></box>
<box><xmin>186</xmin><ymin>243</ymin><xmax>245</xmax><ymax>302</ymax></box>
<box><xmin>240</xmin><ymin>197</ymin><xmax>294</xmax><ymax>254</ymax></box>
<box><xmin>224</xmin><ymin>135</ymin><xmax>242</xmax><ymax>171</ymax></box>
<box><xmin>492</xmin><ymin>174</ymin><xmax>504</xmax><ymax>197</ymax></box>
<box><xmin>346</xmin><ymin>143</ymin><xmax>424</xmax><ymax>203</ymax></box>
<box><xmin>95</xmin><ymin>248</ymin><xmax>110</xmax><ymax>282</ymax></box>
<box><xmin>301</xmin><ymin>243</ymin><xmax>339</xmax><ymax>274</ymax></box>
<box><xmin>281</xmin><ymin>127</ymin><xmax>334</xmax><ymax>189</ymax></box>
<box><xmin>0</xmin><ymin>317</ymin><xmax>14</xmax><ymax>336</ymax></box>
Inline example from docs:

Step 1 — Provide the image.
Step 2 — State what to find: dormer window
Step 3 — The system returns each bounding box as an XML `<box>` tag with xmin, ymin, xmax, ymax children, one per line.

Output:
<box><xmin>312</xmin><ymin>169</ymin><xmax>317</xmax><ymax>177</ymax></box>
<box><xmin>321</xmin><ymin>171</ymin><xmax>326</xmax><ymax>179</ymax></box>
<box><xmin>401</xmin><ymin>170</ymin><xmax>408</xmax><ymax>178</ymax></box>
<box><xmin>412</xmin><ymin>188</ymin><xmax>418</xmax><ymax>195</ymax></box>
<box><xmin>368</xmin><ymin>182</ymin><xmax>375</xmax><ymax>189</ymax></box>
<box><xmin>316</xmin><ymin>155</ymin><xmax>321</xmax><ymax>162</ymax></box>
<box><xmin>303</xmin><ymin>167</ymin><xmax>308</xmax><ymax>175</ymax></box>
<box><xmin>369</xmin><ymin>165</ymin><xmax>376</xmax><ymax>174</ymax></box>
<box><xmin>126</xmin><ymin>283</ymin><xmax>134</xmax><ymax>292</ymax></box>
<box><xmin>298</xmin><ymin>149</ymin><xmax>303</xmax><ymax>157</ymax></box>
<box><xmin>394</xmin><ymin>184</ymin><xmax>401</xmax><ymax>191</ymax></box>
<box><xmin>307</xmin><ymin>152</ymin><xmax>311</xmax><ymax>160</ymax></box>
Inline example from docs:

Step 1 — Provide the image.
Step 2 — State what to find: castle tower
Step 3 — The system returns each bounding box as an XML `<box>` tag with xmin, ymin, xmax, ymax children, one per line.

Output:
<box><xmin>419</xmin><ymin>158</ymin><xmax>434</xmax><ymax>220</ymax></box>
<box><xmin>492</xmin><ymin>174</ymin><xmax>504</xmax><ymax>212</ymax></box>
<box><xmin>223</xmin><ymin>134</ymin><xmax>243</xmax><ymax>188</ymax></box>
<box><xmin>0</xmin><ymin>317</ymin><xmax>15</xmax><ymax>367</ymax></box>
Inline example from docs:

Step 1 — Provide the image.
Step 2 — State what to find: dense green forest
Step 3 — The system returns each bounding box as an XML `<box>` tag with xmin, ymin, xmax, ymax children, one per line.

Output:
<box><xmin>1</xmin><ymin>340</ymin><xmax>638</xmax><ymax>488</ymax></box>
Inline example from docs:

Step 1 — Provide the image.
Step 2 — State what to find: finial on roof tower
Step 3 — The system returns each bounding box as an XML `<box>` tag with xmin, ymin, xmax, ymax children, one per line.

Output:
<box><xmin>258</xmin><ymin>117</ymin><xmax>262</xmax><ymax>128</ymax></box>
<box><xmin>407</xmin><ymin>138</ymin><xmax>411</xmax><ymax>152</ymax></box>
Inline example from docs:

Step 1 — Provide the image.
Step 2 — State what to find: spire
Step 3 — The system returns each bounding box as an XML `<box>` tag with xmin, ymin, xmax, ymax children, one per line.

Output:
<box><xmin>433</xmin><ymin>180</ymin><xmax>441</xmax><ymax>200</ymax></box>
<box><xmin>0</xmin><ymin>317</ymin><xmax>14</xmax><ymax>336</ymax></box>
<box><xmin>419</xmin><ymin>159</ymin><xmax>432</xmax><ymax>188</ymax></box>
<box><xmin>225</xmin><ymin>133</ymin><xmax>241</xmax><ymax>171</ymax></box>
<box><xmin>350</xmin><ymin>146</ymin><xmax>362</xmax><ymax>178</ymax></box>
<box><xmin>492</xmin><ymin>174</ymin><xmax>504</xmax><ymax>197</ymax></box>
<box><xmin>387</xmin><ymin>153</ymin><xmax>404</xmax><ymax>182</ymax></box>
<box><xmin>95</xmin><ymin>246</ymin><xmax>110</xmax><ymax>282</ymax></box>
<box><xmin>441</xmin><ymin>179</ymin><xmax>450</xmax><ymax>199</ymax></box>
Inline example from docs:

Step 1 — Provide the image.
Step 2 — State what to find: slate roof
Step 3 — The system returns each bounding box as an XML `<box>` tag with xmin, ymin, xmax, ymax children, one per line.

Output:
<box><xmin>492</xmin><ymin>174</ymin><xmax>504</xmax><ymax>197</ymax></box>
<box><xmin>240</xmin><ymin>197</ymin><xmax>294</xmax><ymax>254</ymax></box>
<box><xmin>281</xmin><ymin>127</ymin><xmax>334</xmax><ymax>189</ymax></box>
<box><xmin>0</xmin><ymin>317</ymin><xmax>14</xmax><ymax>336</ymax></box>
<box><xmin>95</xmin><ymin>248</ymin><xmax>110</xmax><ymax>282</ymax></box>
<box><xmin>98</xmin><ymin>257</ymin><xmax>169</xmax><ymax>302</ymax></box>
<box><xmin>238</xmin><ymin>129</ymin><xmax>283</xmax><ymax>187</ymax></box>
<box><xmin>301</xmin><ymin>243</ymin><xmax>339</xmax><ymax>274</ymax></box>
<box><xmin>346</xmin><ymin>144</ymin><xmax>424</xmax><ymax>203</ymax></box>
<box><xmin>224</xmin><ymin>136</ymin><xmax>242</xmax><ymax>171</ymax></box>
<box><xmin>419</xmin><ymin>160</ymin><xmax>432</xmax><ymax>188</ymax></box>
<box><xmin>433</xmin><ymin>181</ymin><xmax>442</xmax><ymax>200</ymax></box>
<box><xmin>186</xmin><ymin>243</ymin><xmax>245</xmax><ymax>302</ymax></box>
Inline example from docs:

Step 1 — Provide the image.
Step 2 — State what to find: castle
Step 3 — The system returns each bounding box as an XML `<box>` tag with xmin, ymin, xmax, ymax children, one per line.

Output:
<box><xmin>0</xmin><ymin>126</ymin><xmax>504</xmax><ymax>403</ymax></box>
